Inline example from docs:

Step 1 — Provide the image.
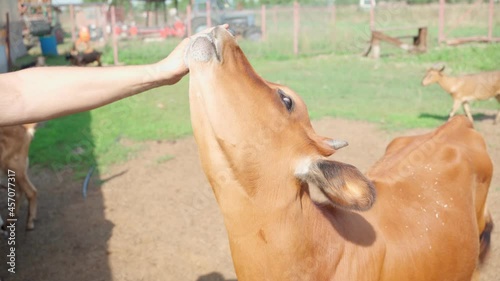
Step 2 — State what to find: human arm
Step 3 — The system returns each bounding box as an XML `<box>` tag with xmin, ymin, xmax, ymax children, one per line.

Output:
<box><xmin>0</xmin><ymin>39</ymin><xmax>187</xmax><ymax>126</ymax></box>
<box><xmin>0</xmin><ymin>24</ymin><xmax>228</xmax><ymax>126</ymax></box>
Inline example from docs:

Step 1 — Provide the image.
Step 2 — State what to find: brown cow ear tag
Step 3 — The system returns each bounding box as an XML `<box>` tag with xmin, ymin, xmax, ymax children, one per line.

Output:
<box><xmin>299</xmin><ymin>160</ymin><xmax>376</xmax><ymax>211</ymax></box>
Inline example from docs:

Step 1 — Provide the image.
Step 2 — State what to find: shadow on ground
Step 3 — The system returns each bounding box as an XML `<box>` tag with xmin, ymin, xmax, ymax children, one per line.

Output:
<box><xmin>196</xmin><ymin>272</ymin><xmax>237</xmax><ymax>281</ymax></box>
<box><xmin>0</xmin><ymin>111</ymin><xmax>116</xmax><ymax>281</ymax></box>
<box><xmin>419</xmin><ymin>112</ymin><xmax>494</xmax><ymax>122</ymax></box>
<box><xmin>2</xmin><ymin>118</ymin><xmax>499</xmax><ymax>281</ymax></box>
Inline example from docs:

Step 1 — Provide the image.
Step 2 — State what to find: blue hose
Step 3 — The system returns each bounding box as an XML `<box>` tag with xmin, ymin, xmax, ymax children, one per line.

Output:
<box><xmin>82</xmin><ymin>165</ymin><xmax>95</xmax><ymax>199</ymax></box>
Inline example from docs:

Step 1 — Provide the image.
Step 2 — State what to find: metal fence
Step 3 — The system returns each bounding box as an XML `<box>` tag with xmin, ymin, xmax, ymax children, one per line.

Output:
<box><xmin>49</xmin><ymin>1</ymin><xmax>499</xmax><ymax>62</ymax></box>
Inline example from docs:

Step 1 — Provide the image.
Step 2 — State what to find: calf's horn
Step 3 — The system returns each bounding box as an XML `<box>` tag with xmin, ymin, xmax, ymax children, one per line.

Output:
<box><xmin>326</xmin><ymin>139</ymin><xmax>349</xmax><ymax>150</ymax></box>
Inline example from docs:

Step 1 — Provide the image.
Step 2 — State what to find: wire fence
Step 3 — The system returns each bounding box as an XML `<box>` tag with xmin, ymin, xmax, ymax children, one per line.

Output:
<box><xmin>15</xmin><ymin>1</ymin><xmax>500</xmax><ymax>62</ymax></box>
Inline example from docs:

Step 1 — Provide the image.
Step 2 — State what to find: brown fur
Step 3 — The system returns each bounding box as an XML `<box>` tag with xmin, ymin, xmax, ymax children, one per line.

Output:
<box><xmin>0</xmin><ymin>123</ymin><xmax>38</xmax><ymax>230</ymax></box>
<box><xmin>300</xmin><ymin>160</ymin><xmax>376</xmax><ymax>211</ymax></box>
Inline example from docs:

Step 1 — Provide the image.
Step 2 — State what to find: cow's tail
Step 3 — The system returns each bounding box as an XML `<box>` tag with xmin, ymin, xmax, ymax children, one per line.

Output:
<box><xmin>479</xmin><ymin>209</ymin><xmax>494</xmax><ymax>264</ymax></box>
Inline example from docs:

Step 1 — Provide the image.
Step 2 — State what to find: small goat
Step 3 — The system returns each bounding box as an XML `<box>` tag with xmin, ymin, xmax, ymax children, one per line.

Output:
<box><xmin>65</xmin><ymin>51</ymin><xmax>102</xmax><ymax>66</ymax></box>
<box><xmin>0</xmin><ymin>123</ymin><xmax>38</xmax><ymax>230</ymax></box>
<box><xmin>422</xmin><ymin>65</ymin><xmax>500</xmax><ymax>124</ymax></box>
<box><xmin>65</xmin><ymin>46</ymin><xmax>102</xmax><ymax>67</ymax></box>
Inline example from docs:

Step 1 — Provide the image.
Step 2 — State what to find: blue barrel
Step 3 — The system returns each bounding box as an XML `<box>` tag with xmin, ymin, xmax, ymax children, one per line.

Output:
<box><xmin>39</xmin><ymin>35</ymin><xmax>58</xmax><ymax>56</ymax></box>
<box><xmin>0</xmin><ymin>44</ymin><xmax>7</xmax><ymax>73</ymax></box>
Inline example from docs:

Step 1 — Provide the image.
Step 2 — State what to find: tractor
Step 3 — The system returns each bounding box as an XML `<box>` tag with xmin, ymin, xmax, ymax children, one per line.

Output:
<box><xmin>190</xmin><ymin>0</ymin><xmax>261</xmax><ymax>41</ymax></box>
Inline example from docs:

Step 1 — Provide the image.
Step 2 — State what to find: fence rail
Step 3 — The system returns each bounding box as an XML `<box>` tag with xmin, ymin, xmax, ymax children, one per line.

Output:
<box><xmin>50</xmin><ymin>1</ymin><xmax>499</xmax><ymax>63</ymax></box>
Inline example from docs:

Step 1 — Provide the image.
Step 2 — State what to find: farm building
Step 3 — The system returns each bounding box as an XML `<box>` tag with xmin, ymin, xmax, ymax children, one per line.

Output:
<box><xmin>0</xmin><ymin>0</ymin><xmax>28</xmax><ymax>72</ymax></box>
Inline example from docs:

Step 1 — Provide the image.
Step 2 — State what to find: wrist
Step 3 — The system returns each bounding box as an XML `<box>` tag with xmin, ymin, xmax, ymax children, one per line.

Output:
<box><xmin>155</xmin><ymin>38</ymin><xmax>190</xmax><ymax>85</ymax></box>
<box><xmin>138</xmin><ymin>63</ymin><xmax>175</xmax><ymax>89</ymax></box>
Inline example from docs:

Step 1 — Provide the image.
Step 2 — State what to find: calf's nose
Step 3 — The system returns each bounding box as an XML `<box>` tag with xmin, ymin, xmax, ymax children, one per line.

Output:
<box><xmin>188</xmin><ymin>35</ymin><xmax>216</xmax><ymax>63</ymax></box>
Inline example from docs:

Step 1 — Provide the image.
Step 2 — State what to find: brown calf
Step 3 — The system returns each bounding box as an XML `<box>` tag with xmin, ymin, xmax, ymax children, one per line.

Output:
<box><xmin>186</xmin><ymin>27</ymin><xmax>493</xmax><ymax>281</ymax></box>
<box><xmin>422</xmin><ymin>65</ymin><xmax>500</xmax><ymax>124</ymax></box>
<box><xmin>0</xmin><ymin>123</ymin><xmax>38</xmax><ymax>230</ymax></box>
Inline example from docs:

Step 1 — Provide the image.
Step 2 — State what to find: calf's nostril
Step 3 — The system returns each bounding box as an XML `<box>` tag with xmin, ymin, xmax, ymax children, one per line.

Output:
<box><xmin>191</xmin><ymin>37</ymin><xmax>215</xmax><ymax>61</ymax></box>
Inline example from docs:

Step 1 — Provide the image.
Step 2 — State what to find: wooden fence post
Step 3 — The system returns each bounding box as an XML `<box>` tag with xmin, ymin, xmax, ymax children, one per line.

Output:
<box><xmin>206</xmin><ymin>0</ymin><xmax>212</xmax><ymax>28</ymax></box>
<box><xmin>488</xmin><ymin>0</ymin><xmax>494</xmax><ymax>41</ymax></box>
<box><xmin>5</xmin><ymin>13</ymin><xmax>11</xmax><ymax>72</ymax></box>
<box><xmin>261</xmin><ymin>5</ymin><xmax>266</xmax><ymax>41</ymax></box>
<box><xmin>331</xmin><ymin>4</ymin><xmax>336</xmax><ymax>25</ymax></box>
<box><xmin>101</xmin><ymin>5</ymin><xmax>108</xmax><ymax>43</ymax></box>
<box><xmin>70</xmin><ymin>5</ymin><xmax>76</xmax><ymax>43</ymax></box>
<box><xmin>187</xmin><ymin>5</ymin><xmax>192</xmax><ymax>37</ymax></box>
<box><xmin>110</xmin><ymin>6</ymin><xmax>119</xmax><ymax>65</ymax></box>
<box><xmin>293</xmin><ymin>2</ymin><xmax>300</xmax><ymax>55</ymax></box>
<box><xmin>370</xmin><ymin>0</ymin><xmax>375</xmax><ymax>30</ymax></box>
<box><xmin>331</xmin><ymin>4</ymin><xmax>336</xmax><ymax>42</ymax></box>
<box><xmin>273</xmin><ymin>6</ymin><xmax>278</xmax><ymax>33</ymax></box>
<box><xmin>439</xmin><ymin>0</ymin><xmax>445</xmax><ymax>43</ymax></box>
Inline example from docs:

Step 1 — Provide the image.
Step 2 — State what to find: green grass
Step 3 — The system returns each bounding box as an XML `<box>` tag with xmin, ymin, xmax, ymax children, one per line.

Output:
<box><xmin>101</xmin><ymin>39</ymin><xmax>182</xmax><ymax>65</ymax></box>
<box><xmin>30</xmin><ymin>78</ymin><xmax>193</xmax><ymax>175</ymax></box>
<box><xmin>250</xmin><ymin>54</ymin><xmax>460</xmax><ymax>130</ymax></box>
<box><xmin>29</xmin><ymin>3</ymin><xmax>500</xmax><ymax>176</ymax></box>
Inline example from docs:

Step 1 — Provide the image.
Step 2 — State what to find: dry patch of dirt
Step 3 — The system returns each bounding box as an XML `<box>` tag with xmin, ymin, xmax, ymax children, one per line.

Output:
<box><xmin>1</xmin><ymin>117</ymin><xmax>499</xmax><ymax>281</ymax></box>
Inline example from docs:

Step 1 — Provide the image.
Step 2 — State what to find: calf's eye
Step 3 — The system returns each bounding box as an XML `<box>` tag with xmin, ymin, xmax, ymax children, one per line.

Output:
<box><xmin>278</xmin><ymin>89</ymin><xmax>294</xmax><ymax>112</ymax></box>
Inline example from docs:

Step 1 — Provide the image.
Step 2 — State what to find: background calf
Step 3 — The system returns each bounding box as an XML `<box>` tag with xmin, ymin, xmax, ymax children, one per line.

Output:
<box><xmin>422</xmin><ymin>65</ymin><xmax>500</xmax><ymax>124</ymax></box>
<box><xmin>0</xmin><ymin>124</ymin><xmax>38</xmax><ymax>230</ymax></box>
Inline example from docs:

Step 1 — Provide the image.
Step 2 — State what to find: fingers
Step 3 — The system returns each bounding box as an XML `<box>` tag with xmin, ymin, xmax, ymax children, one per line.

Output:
<box><xmin>191</xmin><ymin>24</ymin><xmax>230</xmax><ymax>37</ymax></box>
<box><xmin>154</xmin><ymin>25</ymin><xmax>231</xmax><ymax>85</ymax></box>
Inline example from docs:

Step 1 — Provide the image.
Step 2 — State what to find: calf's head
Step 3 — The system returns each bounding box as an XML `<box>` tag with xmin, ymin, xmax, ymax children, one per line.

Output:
<box><xmin>422</xmin><ymin>64</ymin><xmax>445</xmax><ymax>86</ymax></box>
<box><xmin>186</xmin><ymin>27</ymin><xmax>375</xmax><ymax>211</ymax></box>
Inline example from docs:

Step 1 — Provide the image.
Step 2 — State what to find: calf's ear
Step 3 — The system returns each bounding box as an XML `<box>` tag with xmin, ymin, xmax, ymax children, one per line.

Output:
<box><xmin>296</xmin><ymin>159</ymin><xmax>376</xmax><ymax>211</ymax></box>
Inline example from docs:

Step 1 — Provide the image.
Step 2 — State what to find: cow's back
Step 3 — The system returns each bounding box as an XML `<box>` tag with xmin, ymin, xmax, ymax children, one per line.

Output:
<box><xmin>365</xmin><ymin>116</ymin><xmax>492</xmax><ymax>281</ymax></box>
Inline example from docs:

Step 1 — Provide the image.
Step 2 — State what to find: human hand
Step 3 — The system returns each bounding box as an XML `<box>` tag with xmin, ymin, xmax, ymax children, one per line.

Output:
<box><xmin>155</xmin><ymin>24</ymin><xmax>229</xmax><ymax>85</ymax></box>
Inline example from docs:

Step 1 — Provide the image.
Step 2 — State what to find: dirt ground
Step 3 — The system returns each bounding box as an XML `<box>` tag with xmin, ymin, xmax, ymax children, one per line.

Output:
<box><xmin>1</xmin><ymin>117</ymin><xmax>499</xmax><ymax>281</ymax></box>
